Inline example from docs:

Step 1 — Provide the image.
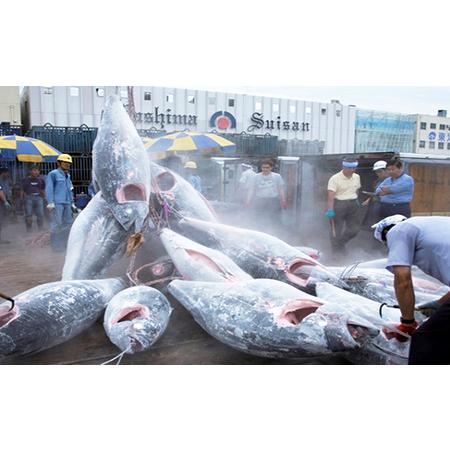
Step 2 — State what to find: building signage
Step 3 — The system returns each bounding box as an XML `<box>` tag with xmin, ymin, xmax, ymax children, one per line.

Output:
<box><xmin>247</xmin><ymin>112</ymin><xmax>310</xmax><ymax>133</ymax></box>
<box><xmin>209</xmin><ymin>111</ymin><xmax>237</xmax><ymax>130</ymax></box>
<box><xmin>133</xmin><ymin>107</ymin><xmax>197</xmax><ymax>129</ymax></box>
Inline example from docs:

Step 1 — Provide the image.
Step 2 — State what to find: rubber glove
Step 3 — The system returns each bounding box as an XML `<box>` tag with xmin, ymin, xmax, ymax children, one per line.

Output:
<box><xmin>47</xmin><ymin>202</ymin><xmax>55</xmax><ymax>210</ymax></box>
<box><xmin>325</xmin><ymin>209</ymin><xmax>336</xmax><ymax>218</ymax></box>
<box><xmin>71</xmin><ymin>204</ymin><xmax>79</xmax><ymax>214</ymax></box>
<box><xmin>382</xmin><ymin>321</ymin><xmax>418</xmax><ymax>342</ymax></box>
<box><xmin>416</xmin><ymin>300</ymin><xmax>441</xmax><ymax>317</ymax></box>
<box><xmin>3</xmin><ymin>200</ymin><xmax>11</xmax><ymax>209</ymax></box>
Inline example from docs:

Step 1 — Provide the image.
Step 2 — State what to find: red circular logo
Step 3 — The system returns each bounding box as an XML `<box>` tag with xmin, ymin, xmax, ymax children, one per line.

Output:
<box><xmin>217</xmin><ymin>117</ymin><xmax>230</xmax><ymax>130</ymax></box>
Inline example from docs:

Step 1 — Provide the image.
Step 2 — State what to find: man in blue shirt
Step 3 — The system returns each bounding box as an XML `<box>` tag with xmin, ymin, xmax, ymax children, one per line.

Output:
<box><xmin>375</xmin><ymin>158</ymin><xmax>414</xmax><ymax>219</ymax></box>
<box><xmin>372</xmin><ymin>215</ymin><xmax>450</xmax><ymax>364</ymax></box>
<box><xmin>45</xmin><ymin>154</ymin><xmax>75</xmax><ymax>252</ymax></box>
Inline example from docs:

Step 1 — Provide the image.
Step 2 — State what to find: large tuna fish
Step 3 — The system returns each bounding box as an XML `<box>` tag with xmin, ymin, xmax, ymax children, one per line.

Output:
<box><xmin>0</xmin><ymin>278</ymin><xmax>127</xmax><ymax>360</ymax></box>
<box><xmin>328</xmin><ymin>265</ymin><xmax>450</xmax><ymax>306</ymax></box>
<box><xmin>178</xmin><ymin>217</ymin><xmax>344</xmax><ymax>293</ymax></box>
<box><xmin>168</xmin><ymin>279</ymin><xmax>378</xmax><ymax>359</ymax></box>
<box><xmin>159</xmin><ymin>228</ymin><xmax>252</xmax><ymax>282</ymax></box>
<box><xmin>92</xmin><ymin>95</ymin><xmax>151</xmax><ymax>232</ymax></box>
<box><xmin>150</xmin><ymin>162</ymin><xmax>217</xmax><ymax>223</ymax></box>
<box><xmin>315</xmin><ymin>282</ymin><xmax>427</xmax><ymax>364</ymax></box>
<box><xmin>62</xmin><ymin>193</ymin><xmax>129</xmax><ymax>280</ymax></box>
<box><xmin>103</xmin><ymin>286</ymin><xmax>172</xmax><ymax>354</ymax></box>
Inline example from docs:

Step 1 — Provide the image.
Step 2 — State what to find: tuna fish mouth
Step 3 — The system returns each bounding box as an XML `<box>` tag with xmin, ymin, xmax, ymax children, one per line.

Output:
<box><xmin>116</xmin><ymin>183</ymin><xmax>147</xmax><ymax>203</ymax></box>
<box><xmin>155</xmin><ymin>172</ymin><xmax>176</xmax><ymax>191</ymax></box>
<box><xmin>0</xmin><ymin>305</ymin><xmax>19</xmax><ymax>328</ymax></box>
<box><xmin>285</xmin><ymin>259</ymin><xmax>317</xmax><ymax>287</ymax></box>
<box><xmin>276</xmin><ymin>299</ymin><xmax>323</xmax><ymax>325</ymax></box>
<box><xmin>112</xmin><ymin>305</ymin><xmax>150</xmax><ymax>325</ymax></box>
<box><xmin>185</xmin><ymin>249</ymin><xmax>240</xmax><ymax>282</ymax></box>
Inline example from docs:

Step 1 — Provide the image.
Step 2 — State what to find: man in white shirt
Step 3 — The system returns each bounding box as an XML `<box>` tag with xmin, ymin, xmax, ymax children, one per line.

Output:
<box><xmin>326</xmin><ymin>158</ymin><xmax>361</xmax><ymax>255</ymax></box>
<box><xmin>246</xmin><ymin>159</ymin><xmax>287</xmax><ymax>232</ymax></box>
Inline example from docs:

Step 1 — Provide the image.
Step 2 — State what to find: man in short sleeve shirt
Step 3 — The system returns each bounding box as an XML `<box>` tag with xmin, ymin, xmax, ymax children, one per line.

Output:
<box><xmin>326</xmin><ymin>158</ymin><xmax>361</xmax><ymax>255</ymax></box>
<box><xmin>372</xmin><ymin>215</ymin><xmax>450</xmax><ymax>364</ymax></box>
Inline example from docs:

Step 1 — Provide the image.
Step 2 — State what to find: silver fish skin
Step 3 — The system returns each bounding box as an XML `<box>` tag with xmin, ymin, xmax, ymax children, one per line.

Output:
<box><xmin>104</xmin><ymin>286</ymin><xmax>172</xmax><ymax>354</ymax></box>
<box><xmin>168</xmin><ymin>279</ymin><xmax>378</xmax><ymax>359</ymax></box>
<box><xmin>160</xmin><ymin>228</ymin><xmax>252</xmax><ymax>282</ymax></box>
<box><xmin>150</xmin><ymin>162</ymin><xmax>217</xmax><ymax>223</ymax></box>
<box><xmin>178</xmin><ymin>217</ymin><xmax>344</xmax><ymax>292</ymax></box>
<box><xmin>328</xmin><ymin>266</ymin><xmax>449</xmax><ymax>306</ymax></box>
<box><xmin>315</xmin><ymin>282</ymin><xmax>427</xmax><ymax>364</ymax></box>
<box><xmin>62</xmin><ymin>193</ymin><xmax>129</xmax><ymax>280</ymax></box>
<box><xmin>0</xmin><ymin>278</ymin><xmax>127</xmax><ymax>360</ymax></box>
<box><xmin>92</xmin><ymin>95</ymin><xmax>151</xmax><ymax>232</ymax></box>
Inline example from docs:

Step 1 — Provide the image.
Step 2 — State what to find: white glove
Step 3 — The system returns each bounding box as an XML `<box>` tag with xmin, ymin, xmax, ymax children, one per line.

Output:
<box><xmin>47</xmin><ymin>202</ymin><xmax>55</xmax><ymax>210</ymax></box>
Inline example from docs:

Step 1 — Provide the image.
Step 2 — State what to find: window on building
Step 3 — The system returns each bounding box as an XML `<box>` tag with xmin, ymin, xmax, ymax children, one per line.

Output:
<box><xmin>42</xmin><ymin>86</ymin><xmax>53</xmax><ymax>95</ymax></box>
<box><xmin>208</xmin><ymin>96</ymin><xmax>216</xmax><ymax>105</ymax></box>
<box><xmin>273</xmin><ymin>104</ymin><xmax>279</xmax><ymax>113</ymax></box>
<box><xmin>166</xmin><ymin>94</ymin><xmax>174</xmax><ymax>103</ymax></box>
<box><xmin>336</xmin><ymin>109</ymin><xmax>341</xmax><ymax>117</ymax></box>
<box><xmin>69</xmin><ymin>87</ymin><xmax>79</xmax><ymax>97</ymax></box>
<box><xmin>144</xmin><ymin>91</ymin><xmax>151</xmax><ymax>101</ymax></box>
<box><xmin>439</xmin><ymin>124</ymin><xmax>446</xmax><ymax>130</ymax></box>
<box><xmin>429</xmin><ymin>141</ymin><xmax>435</xmax><ymax>149</ymax></box>
<box><xmin>420</xmin><ymin>122</ymin><xmax>427</xmax><ymax>130</ymax></box>
<box><xmin>419</xmin><ymin>140</ymin><xmax>425</xmax><ymax>148</ymax></box>
<box><xmin>430</xmin><ymin>123</ymin><xmax>436</xmax><ymax>129</ymax></box>
<box><xmin>447</xmin><ymin>143</ymin><xmax>450</xmax><ymax>150</ymax></box>
<box><xmin>290</xmin><ymin>105</ymin><xmax>296</xmax><ymax>114</ymax></box>
<box><xmin>305</xmin><ymin>106</ymin><xmax>312</xmax><ymax>114</ymax></box>
<box><xmin>321</xmin><ymin>108</ymin><xmax>327</xmax><ymax>115</ymax></box>
<box><xmin>228</xmin><ymin>98</ymin><xmax>235</xmax><ymax>107</ymax></box>
<box><xmin>438</xmin><ymin>142</ymin><xmax>444</xmax><ymax>149</ymax></box>
<box><xmin>188</xmin><ymin>95</ymin><xmax>195</xmax><ymax>104</ymax></box>
<box><xmin>255</xmin><ymin>101</ymin><xmax>262</xmax><ymax>112</ymax></box>
<box><xmin>96</xmin><ymin>88</ymin><xmax>105</xmax><ymax>97</ymax></box>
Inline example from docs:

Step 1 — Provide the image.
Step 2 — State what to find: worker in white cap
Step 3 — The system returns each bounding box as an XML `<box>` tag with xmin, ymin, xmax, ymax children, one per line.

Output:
<box><xmin>372</xmin><ymin>214</ymin><xmax>450</xmax><ymax>364</ymax></box>
<box><xmin>362</xmin><ymin>160</ymin><xmax>388</xmax><ymax>223</ymax></box>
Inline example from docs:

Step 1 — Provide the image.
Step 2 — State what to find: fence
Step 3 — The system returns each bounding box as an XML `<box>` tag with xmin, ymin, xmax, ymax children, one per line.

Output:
<box><xmin>0</xmin><ymin>122</ymin><xmax>23</xmax><ymax>136</ymax></box>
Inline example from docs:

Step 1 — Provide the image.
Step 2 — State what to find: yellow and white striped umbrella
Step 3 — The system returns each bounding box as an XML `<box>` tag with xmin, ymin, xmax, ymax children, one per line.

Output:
<box><xmin>0</xmin><ymin>135</ymin><xmax>61</xmax><ymax>162</ymax></box>
<box><xmin>143</xmin><ymin>131</ymin><xmax>236</xmax><ymax>159</ymax></box>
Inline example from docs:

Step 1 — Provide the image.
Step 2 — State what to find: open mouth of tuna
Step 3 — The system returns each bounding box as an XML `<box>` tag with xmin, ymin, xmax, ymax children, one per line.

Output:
<box><xmin>285</xmin><ymin>259</ymin><xmax>317</xmax><ymax>287</ymax></box>
<box><xmin>185</xmin><ymin>249</ymin><xmax>240</xmax><ymax>282</ymax></box>
<box><xmin>0</xmin><ymin>305</ymin><xmax>19</xmax><ymax>328</ymax></box>
<box><xmin>116</xmin><ymin>183</ymin><xmax>147</xmax><ymax>203</ymax></box>
<box><xmin>276</xmin><ymin>299</ymin><xmax>323</xmax><ymax>325</ymax></box>
<box><xmin>112</xmin><ymin>305</ymin><xmax>150</xmax><ymax>324</ymax></box>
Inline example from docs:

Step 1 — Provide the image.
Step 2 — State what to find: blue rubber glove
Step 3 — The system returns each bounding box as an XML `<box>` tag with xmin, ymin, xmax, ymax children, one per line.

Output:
<box><xmin>3</xmin><ymin>201</ymin><xmax>11</xmax><ymax>209</ymax></box>
<box><xmin>325</xmin><ymin>209</ymin><xmax>336</xmax><ymax>218</ymax></box>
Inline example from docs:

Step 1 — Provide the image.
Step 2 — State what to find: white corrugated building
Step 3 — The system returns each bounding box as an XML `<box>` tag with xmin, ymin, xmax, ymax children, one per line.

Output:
<box><xmin>20</xmin><ymin>86</ymin><xmax>356</xmax><ymax>154</ymax></box>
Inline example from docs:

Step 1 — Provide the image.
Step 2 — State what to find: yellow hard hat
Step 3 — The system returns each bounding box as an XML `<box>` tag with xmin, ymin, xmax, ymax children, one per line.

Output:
<box><xmin>184</xmin><ymin>161</ymin><xmax>197</xmax><ymax>169</ymax></box>
<box><xmin>57</xmin><ymin>154</ymin><xmax>73</xmax><ymax>164</ymax></box>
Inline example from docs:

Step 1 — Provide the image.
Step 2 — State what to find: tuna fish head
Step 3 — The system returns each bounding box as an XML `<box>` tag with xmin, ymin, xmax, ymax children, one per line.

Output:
<box><xmin>104</xmin><ymin>286</ymin><xmax>172</xmax><ymax>354</ymax></box>
<box><xmin>92</xmin><ymin>95</ymin><xmax>151</xmax><ymax>232</ymax></box>
<box><xmin>159</xmin><ymin>228</ymin><xmax>252</xmax><ymax>282</ymax></box>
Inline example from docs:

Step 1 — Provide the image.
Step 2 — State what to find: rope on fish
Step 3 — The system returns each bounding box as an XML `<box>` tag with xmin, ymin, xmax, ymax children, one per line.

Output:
<box><xmin>100</xmin><ymin>345</ymin><xmax>131</xmax><ymax>365</ymax></box>
<box><xmin>0</xmin><ymin>291</ymin><xmax>15</xmax><ymax>311</ymax></box>
<box><xmin>338</xmin><ymin>261</ymin><xmax>362</xmax><ymax>280</ymax></box>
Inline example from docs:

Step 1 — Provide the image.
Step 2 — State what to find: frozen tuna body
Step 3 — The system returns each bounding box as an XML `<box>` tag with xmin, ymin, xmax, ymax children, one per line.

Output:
<box><xmin>160</xmin><ymin>228</ymin><xmax>252</xmax><ymax>282</ymax></box>
<box><xmin>104</xmin><ymin>286</ymin><xmax>172</xmax><ymax>354</ymax></box>
<box><xmin>62</xmin><ymin>193</ymin><xmax>129</xmax><ymax>280</ymax></box>
<box><xmin>168</xmin><ymin>279</ymin><xmax>378</xmax><ymax>359</ymax></box>
<box><xmin>92</xmin><ymin>95</ymin><xmax>151</xmax><ymax>232</ymax></box>
<box><xmin>0</xmin><ymin>278</ymin><xmax>127</xmax><ymax>359</ymax></box>
<box><xmin>149</xmin><ymin>162</ymin><xmax>217</xmax><ymax>223</ymax></box>
<box><xmin>178</xmin><ymin>217</ymin><xmax>344</xmax><ymax>293</ymax></box>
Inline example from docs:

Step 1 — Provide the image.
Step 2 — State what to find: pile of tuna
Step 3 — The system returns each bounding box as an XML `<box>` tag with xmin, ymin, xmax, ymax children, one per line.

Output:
<box><xmin>1</xmin><ymin>95</ymin><xmax>448</xmax><ymax>364</ymax></box>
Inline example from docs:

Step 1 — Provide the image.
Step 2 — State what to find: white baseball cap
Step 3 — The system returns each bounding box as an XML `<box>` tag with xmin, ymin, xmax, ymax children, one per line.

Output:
<box><xmin>371</xmin><ymin>214</ymin><xmax>407</xmax><ymax>243</ymax></box>
<box><xmin>373</xmin><ymin>160</ymin><xmax>387</xmax><ymax>171</ymax></box>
